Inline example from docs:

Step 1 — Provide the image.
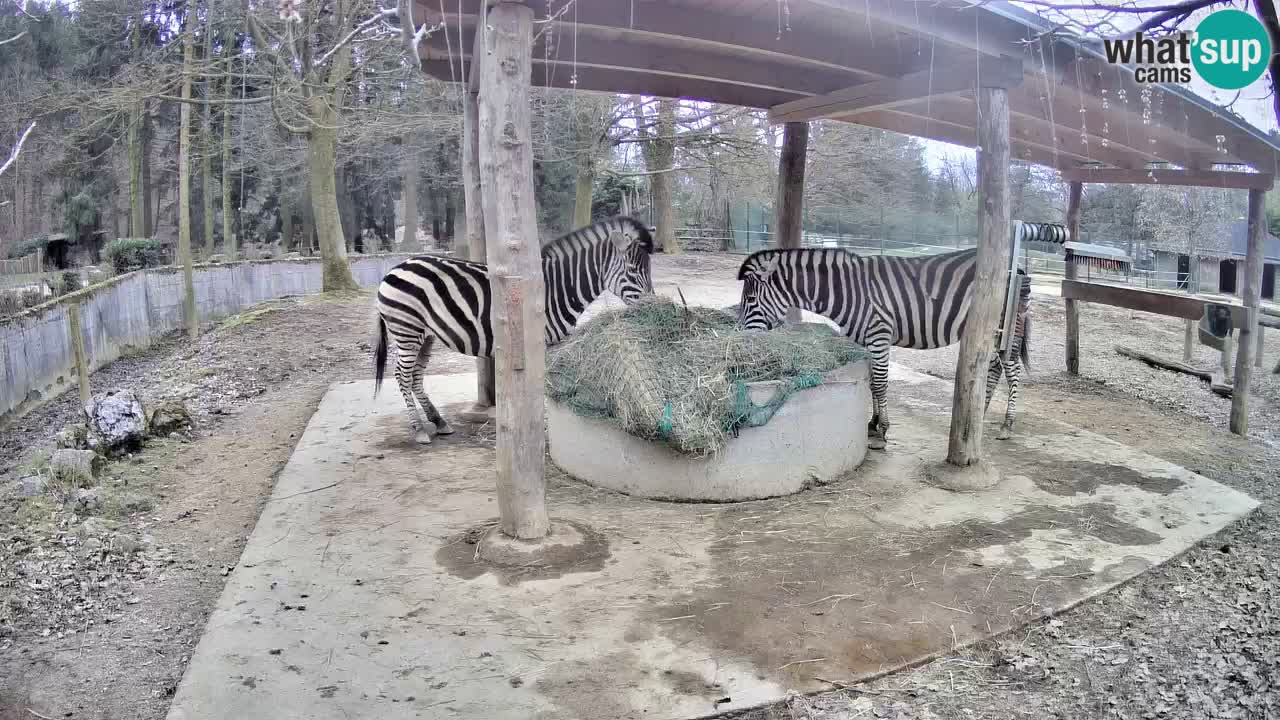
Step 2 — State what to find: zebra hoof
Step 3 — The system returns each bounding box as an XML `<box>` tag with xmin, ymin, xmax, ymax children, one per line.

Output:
<box><xmin>996</xmin><ymin>426</ymin><xmax>1013</xmax><ymax>441</ymax></box>
<box><xmin>867</xmin><ymin>436</ymin><xmax>887</xmax><ymax>450</ymax></box>
<box><xmin>414</xmin><ymin>430</ymin><xmax>434</xmax><ymax>445</ymax></box>
<box><xmin>434</xmin><ymin>422</ymin><xmax>455</xmax><ymax>436</ymax></box>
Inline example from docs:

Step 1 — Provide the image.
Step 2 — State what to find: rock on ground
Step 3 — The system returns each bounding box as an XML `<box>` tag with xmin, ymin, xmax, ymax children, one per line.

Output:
<box><xmin>84</xmin><ymin>389</ymin><xmax>147</xmax><ymax>456</ymax></box>
<box><xmin>49</xmin><ymin>449</ymin><xmax>103</xmax><ymax>487</ymax></box>
<box><xmin>148</xmin><ymin>400</ymin><xmax>192</xmax><ymax>436</ymax></box>
<box><xmin>55</xmin><ymin>422</ymin><xmax>89</xmax><ymax>450</ymax></box>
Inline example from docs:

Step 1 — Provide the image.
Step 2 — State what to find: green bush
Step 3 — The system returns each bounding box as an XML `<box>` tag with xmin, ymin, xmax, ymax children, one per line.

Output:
<box><xmin>104</xmin><ymin>238</ymin><xmax>165</xmax><ymax>273</ymax></box>
<box><xmin>59</xmin><ymin>271</ymin><xmax>82</xmax><ymax>294</ymax></box>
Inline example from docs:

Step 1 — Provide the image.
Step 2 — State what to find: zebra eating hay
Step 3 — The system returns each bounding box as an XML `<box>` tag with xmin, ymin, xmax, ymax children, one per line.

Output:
<box><xmin>374</xmin><ymin>216</ymin><xmax>656</xmax><ymax>444</ymax></box>
<box><xmin>737</xmin><ymin>222</ymin><xmax>1065</xmax><ymax>449</ymax></box>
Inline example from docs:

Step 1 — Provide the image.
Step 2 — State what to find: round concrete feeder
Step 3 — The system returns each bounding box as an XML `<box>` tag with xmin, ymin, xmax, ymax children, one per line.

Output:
<box><xmin>547</xmin><ymin>360</ymin><xmax>870</xmax><ymax>502</ymax></box>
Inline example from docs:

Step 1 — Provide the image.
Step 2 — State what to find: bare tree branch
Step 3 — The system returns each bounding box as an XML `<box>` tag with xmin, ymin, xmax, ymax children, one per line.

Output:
<box><xmin>0</xmin><ymin>30</ymin><xmax>28</xmax><ymax>47</ymax></box>
<box><xmin>0</xmin><ymin>120</ymin><xmax>36</xmax><ymax>178</ymax></box>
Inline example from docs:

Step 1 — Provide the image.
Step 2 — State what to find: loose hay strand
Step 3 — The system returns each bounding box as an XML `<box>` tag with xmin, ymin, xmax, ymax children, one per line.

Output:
<box><xmin>546</xmin><ymin>296</ymin><xmax>867</xmax><ymax>455</ymax></box>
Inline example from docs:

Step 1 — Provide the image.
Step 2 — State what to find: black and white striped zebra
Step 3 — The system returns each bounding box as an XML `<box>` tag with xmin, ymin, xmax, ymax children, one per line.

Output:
<box><xmin>374</xmin><ymin>216</ymin><xmax>656</xmax><ymax>443</ymax></box>
<box><xmin>737</xmin><ymin>222</ymin><xmax>1064</xmax><ymax>449</ymax></box>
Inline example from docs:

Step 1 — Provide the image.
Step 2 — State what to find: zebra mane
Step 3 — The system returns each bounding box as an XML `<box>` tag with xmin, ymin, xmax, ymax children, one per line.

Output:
<box><xmin>737</xmin><ymin>247</ymin><xmax>858</xmax><ymax>279</ymax></box>
<box><xmin>542</xmin><ymin>216</ymin><xmax>655</xmax><ymax>255</ymax></box>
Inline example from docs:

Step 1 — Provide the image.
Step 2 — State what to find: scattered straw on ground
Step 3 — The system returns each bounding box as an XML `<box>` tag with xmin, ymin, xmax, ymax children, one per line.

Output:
<box><xmin>546</xmin><ymin>296</ymin><xmax>866</xmax><ymax>456</ymax></box>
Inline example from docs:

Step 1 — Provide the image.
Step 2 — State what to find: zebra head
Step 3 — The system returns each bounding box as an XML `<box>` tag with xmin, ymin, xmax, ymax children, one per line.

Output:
<box><xmin>736</xmin><ymin>251</ymin><xmax>792</xmax><ymax>330</ymax></box>
<box><xmin>602</xmin><ymin>216</ymin><xmax>656</xmax><ymax>304</ymax></box>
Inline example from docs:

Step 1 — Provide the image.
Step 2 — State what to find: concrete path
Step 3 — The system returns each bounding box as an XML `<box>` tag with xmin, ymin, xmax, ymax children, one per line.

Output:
<box><xmin>166</xmin><ymin>370</ymin><xmax>1257</xmax><ymax>720</ymax></box>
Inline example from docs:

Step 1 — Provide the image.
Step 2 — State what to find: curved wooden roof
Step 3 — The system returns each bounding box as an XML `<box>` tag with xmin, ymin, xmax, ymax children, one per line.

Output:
<box><xmin>414</xmin><ymin>0</ymin><xmax>1280</xmax><ymax>183</ymax></box>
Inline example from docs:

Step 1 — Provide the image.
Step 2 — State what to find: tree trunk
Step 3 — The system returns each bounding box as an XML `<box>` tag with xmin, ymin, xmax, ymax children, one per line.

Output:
<box><xmin>335</xmin><ymin>165</ymin><xmax>356</xmax><ymax>252</ymax></box>
<box><xmin>650</xmin><ymin>99</ymin><xmax>678</xmax><ymax>253</ymax></box>
<box><xmin>177</xmin><ymin>14</ymin><xmax>198</xmax><ymax>339</ymax></box>
<box><xmin>461</xmin><ymin>40</ymin><xmax>496</xmax><ymax>411</ymax></box>
<box><xmin>402</xmin><ymin>145</ymin><xmax>418</xmax><ymax>249</ymax></box>
<box><xmin>430</xmin><ymin>185</ymin><xmax>443</xmax><ymax>246</ymax></box>
<box><xmin>142</xmin><ymin>110</ymin><xmax>153</xmax><ymax>238</ymax></box>
<box><xmin>281</xmin><ymin>203</ymin><xmax>294</xmax><ymax>251</ymax></box>
<box><xmin>572</xmin><ymin>152</ymin><xmax>594</xmax><ymax>227</ymax></box>
<box><xmin>478</xmin><ymin>1</ymin><xmax>548</xmax><ymax>540</ymax></box>
<box><xmin>946</xmin><ymin>86</ymin><xmax>1011</xmax><ymax>468</ymax></box>
<box><xmin>306</xmin><ymin>113</ymin><xmax>358</xmax><ymax>291</ymax></box>
<box><xmin>775</xmin><ymin>121</ymin><xmax>808</xmax><ymax>324</ymax></box>
<box><xmin>128</xmin><ymin>108</ymin><xmax>145</xmax><ymax>237</ymax></box>
<box><xmin>1064</xmin><ymin>181</ymin><xmax>1082</xmax><ymax>374</ymax></box>
<box><xmin>221</xmin><ymin>78</ymin><xmax>235</xmax><ymax>258</ymax></box>
<box><xmin>201</xmin><ymin>10</ymin><xmax>215</xmax><ymax>257</ymax></box>
<box><xmin>1230</xmin><ymin>188</ymin><xmax>1267</xmax><ymax>435</ymax></box>
<box><xmin>444</xmin><ymin>190</ymin><xmax>455</xmax><ymax>243</ymax></box>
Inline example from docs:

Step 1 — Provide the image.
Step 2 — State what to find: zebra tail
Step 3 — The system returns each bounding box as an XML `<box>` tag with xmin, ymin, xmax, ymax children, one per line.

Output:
<box><xmin>374</xmin><ymin>314</ymin><xmax>388</xmax><ymax>396</ymax></box>
<box><xmin>1020</xmin><ymin>312</ymin><xmax>1031</xmax><ymax>375</ymax></box>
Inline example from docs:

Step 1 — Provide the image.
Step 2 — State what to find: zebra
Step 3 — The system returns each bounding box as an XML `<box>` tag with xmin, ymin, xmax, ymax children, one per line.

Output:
<box><xmin>373</xmin><ymin>216</ymin><xmax>656</xmax><ymax>444</ymax></box>
<box><xmin>736</xmin><ymin>223</ymin><xmax>1065</xmax><ymax>449</ymax></box>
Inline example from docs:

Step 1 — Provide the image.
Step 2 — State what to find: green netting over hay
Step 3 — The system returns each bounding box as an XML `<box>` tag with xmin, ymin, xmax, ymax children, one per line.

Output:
<box><xmin>546</xmin><ymin>296</ymin><xmax>868</xmax><ymax>456</ymax></box>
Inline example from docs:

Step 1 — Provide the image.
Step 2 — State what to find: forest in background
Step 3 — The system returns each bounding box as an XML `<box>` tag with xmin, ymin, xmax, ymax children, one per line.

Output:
<box><xmin>2</xmin><ymin>0</ymin><xmax>1280</xmax><ymax>283</ymax></box>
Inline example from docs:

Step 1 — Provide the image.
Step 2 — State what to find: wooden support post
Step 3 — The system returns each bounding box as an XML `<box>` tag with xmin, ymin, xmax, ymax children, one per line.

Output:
<box><xmin>775</xmin><ymin>121</ymin><xmax>808</xmax><ymax>325</ymax></box>
<box><xmin>1256</xmin><ymin>326</ymin><xmax>1265</xmax><ymax>368</ymax></box>
<box><xmin>462</xmin><ymin>8</ymin><xmax>496</xmax><ymax>413</ymax></box>
<box><xmin>478</xmin><ymin>1</ymin><xmax>549</xmax><ymax>540</ymax></box>
<box><xmin>1184</xmin><ymin>319</ymin><xmax>1195</xmax><ymax>363</ymax></box>
<box><xmin>947</xmin><ymin>86</ymin><xmax>1011</xmax><ymax>467</ymax></box>
<box><xmin>1063</xmin><ymin>181</ymin><xmax>1082</xmax><ymax>375</ymax></box>
<box><xmin>1230</xmin><ymin>188</ymin><xmax>1267</xmax><ymax>435</ymax></box>
<box><xmin>67</xmin><ymin>302</ymin><xmax>91</xmax><ymax>406</ymax></box>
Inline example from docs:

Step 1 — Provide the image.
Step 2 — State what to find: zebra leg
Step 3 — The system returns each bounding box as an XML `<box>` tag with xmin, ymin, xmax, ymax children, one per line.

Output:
<box><xmin>866</xmin><ymin>346</ymin><xmax>891</xmax><ymax>450</ymax></box>
<box><xmin>394</xmin><ymin>335</ymin><xmax>434</xmax><ymax>444</ymax></box>
<box><xmin>997</xmin><ymin>346</ymin><xmax>1023</xmax><ymax>441</ymax></box>
<box><xmin>411</xmin><ymin>336</ymin><xmax>453</xmax><ymax>436</ymax></box>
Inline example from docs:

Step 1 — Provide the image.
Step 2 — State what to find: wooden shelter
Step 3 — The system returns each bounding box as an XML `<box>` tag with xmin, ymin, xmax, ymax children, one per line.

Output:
<box><xmin>410</xmin><ymin>0</ymin><xmax>1280</xmax><ymax>538</ymax></box>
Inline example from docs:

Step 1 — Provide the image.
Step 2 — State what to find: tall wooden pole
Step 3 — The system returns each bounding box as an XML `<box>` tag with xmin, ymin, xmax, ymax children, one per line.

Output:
<box><xmin>1063</xmin><ymin>181</ymin><xmax>1082</xmax><ymax>375</ymax></box>
<box><xmin>67</xmin><ymin>302</ymin><xmax>91</xmax><ymax>406</ymax></box>
<box><xmin>463</xmin><ymin>4</ymin><xmax>497</xmax><ymax>414</ymax></box>
<box><xmin>947</xmin><ymin>86</ymin><xmax>1011</xmax><ymax>467</ymax></box>
<box><xmin>478</xmin><ymin>1</ymin><xmax>549</xmax><ymax>540</ymax></box>
<box><xmin>775</xmin><ymin>121</ymin><xmax>808</xmax><ymax>325</ymax></box>
<box><xmin>1230</xmin><ymin>188</ymin><xmax>1267</xmax><ymax>435</ymax></box>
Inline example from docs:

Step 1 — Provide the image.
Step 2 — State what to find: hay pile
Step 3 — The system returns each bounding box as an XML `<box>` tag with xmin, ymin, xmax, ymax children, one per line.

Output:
<box><xmin>546</xmin><ymin>296</ymin><xmax>867</xmax><ymax>456</ymax></box>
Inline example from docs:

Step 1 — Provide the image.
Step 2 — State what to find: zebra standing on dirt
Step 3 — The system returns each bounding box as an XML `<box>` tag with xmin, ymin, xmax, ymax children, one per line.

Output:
<box><xmin>374</xmin><ymin>216</ymin><xmax>656</xmax><ymax>444</ymax></box>
<box><xmin>736</xmin><ymin>222</ymin><xmax>1067</xmax><ymax>449</ymax></box>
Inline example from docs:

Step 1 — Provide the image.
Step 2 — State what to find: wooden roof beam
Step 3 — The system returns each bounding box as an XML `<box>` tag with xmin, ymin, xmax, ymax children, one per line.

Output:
<box><xmin>421</xmin><ymin>26</ymin><xmax>863</xmax><ymax>99</ymax></box>
<box><xmin>415</xmin><ymin>1</ymin><xmax>921</xmax><ymax>81</ymax></box>
<box><xmin>420</xmin><ymin>58</ymin><xmax>809</xmax><ymax>108</ymax></box>
<box><xmin>1060</xmin><ymin>167</ymin><xmax>1275</xmax><ymax>190</ymax></box>
<box><xmin>768</xmin><ymin>54</ymin><xmax>1022</xmax><ymax>124</ymax></box>
<box><xmin>849</xmin><ymin>108</ymin><xmax>1093</xmax><ymax>170</ymax></box>
<box><xmin>805</xmin><ymin>0</ymin><xmax>1035</xmax><ymax>59</ymax></box>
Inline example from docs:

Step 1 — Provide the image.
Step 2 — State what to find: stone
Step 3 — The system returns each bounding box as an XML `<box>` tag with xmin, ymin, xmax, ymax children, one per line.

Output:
<box><xmin>50</xmin><ymin>449</ymin><xmax>104</xmax><ymax>487</ymax></box>
<box><xmin>84</xmin><ymin>389</ymin><xmax>147</xmax><ymax>456</ymax></box>
<box><xmin>148</xmin><ymin>400</ymin><xmax>193</xmax><ymax>436</ymax></box>
<box><xmin>55</xmin><ymin>423</ymin><xmax>90</xmax><ymax>450</ymax></box>
<box><xmin>208</xmin><ymin>254</ymin><xmax>226</xmax><ymax>263</ymax></box>
<box><xmin>16</xmin><ymin>475</ymin><xmax>46</xmax><ymax>497</ymax></box>
<box><xmin>75</xmin><ymin>488</ymin><xmax>102</xmax><ymax>513</ymax></box>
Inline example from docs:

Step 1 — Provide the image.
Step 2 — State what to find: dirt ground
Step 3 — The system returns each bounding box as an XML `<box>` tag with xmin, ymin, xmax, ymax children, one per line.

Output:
<box><xmin>1</xmin><ymin>253</ymin><xmax>1277</xmax><ymax>719</ymax></box>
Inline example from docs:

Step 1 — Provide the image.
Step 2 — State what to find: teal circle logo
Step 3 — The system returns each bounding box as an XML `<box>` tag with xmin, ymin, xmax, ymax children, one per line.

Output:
<box><xmin>1192</xmin><ymin>9</ymin><xmax>1272</xmax><ymax>90</ymax></box>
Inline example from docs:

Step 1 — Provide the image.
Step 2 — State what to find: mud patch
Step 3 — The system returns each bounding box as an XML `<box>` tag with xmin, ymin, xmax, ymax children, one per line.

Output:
<box><xmin>646</xmin><ymin>490</ymin><xmax>1162</xmax><ymax>689</ymax></box>
<box><xmin>435</xmin><ymin>518</ymin><xmax>610</xmax><ymax>585</ymax></box>
<box><xmin>997</xmin><ymin>451</ymin><xmax>1184</xmax><ymax>498</ymax></box>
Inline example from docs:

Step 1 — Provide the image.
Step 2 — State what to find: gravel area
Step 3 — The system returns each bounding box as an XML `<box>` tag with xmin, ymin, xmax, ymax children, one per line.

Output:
<box><xmin>1</xmin><ymin>254</ymin><xmax>1277</xmax><ymax>719</ymax></box>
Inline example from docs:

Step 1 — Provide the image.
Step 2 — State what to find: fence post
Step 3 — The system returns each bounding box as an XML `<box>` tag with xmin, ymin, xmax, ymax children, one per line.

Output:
<box><xmin>67</xmin><ymin>302</ymin><xmax>91</xmax><ymax>406</ymax></box>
